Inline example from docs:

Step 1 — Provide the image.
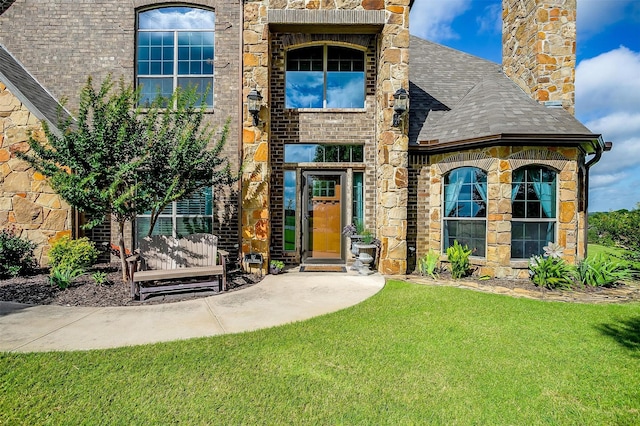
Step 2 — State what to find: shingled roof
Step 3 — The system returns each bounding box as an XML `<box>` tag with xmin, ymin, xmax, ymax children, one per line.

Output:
<box><xmin>408</xmin><ymin>36</ymin><xmax>599</xmax><ymax>152</ymax></box>
<box><xmin>0</xmin><ymin>44</ymin><xmax>69</xmax><ymax>134</ymax></box>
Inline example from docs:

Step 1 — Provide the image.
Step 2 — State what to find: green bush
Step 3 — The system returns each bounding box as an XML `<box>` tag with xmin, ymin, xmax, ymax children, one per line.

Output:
<box><xmin>417</xmin><ymin>250</ymin><xmax>440</xmax><ymax>279</ymax></box>
<box><xmin>575</xmin><ymin>254</ymin><xmax>634</xmax><ymax>288</ymax></box>
<box><xmin>49</xmin><ymin>236</ymin><xmax>99</xmax><ymax>271</ymax></box>
<box><xmin>0</xmin><ymin>227</ymin><xmax>37</xmax><ymax>278</ymax></box>
<box><xmin>446</xmin><ymin>241</ymin><xmax>472</xmax><ymax>279</ymax></box>
<box><xmin>50</xmin><ymin>265</ymin><xmax>86</xmax><ymax>289</ymax></box>
<box><xmin>528</xmin><ymin>255</ymin><xmax>575</xmax><ymax>290</ymax></box>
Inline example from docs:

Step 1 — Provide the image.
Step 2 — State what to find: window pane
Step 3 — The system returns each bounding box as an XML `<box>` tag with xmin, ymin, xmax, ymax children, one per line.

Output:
<box><xmin>178</xmin><ymin>77</ymin><xmax>213</xmax><ymax>107</ymax></box>
<box><xmin>444</xmin><ymin>167</ymin><xmax>487</xmax><ymax>218</ymax></box>
<box><xmin>511</xmin><ymin>221</ymin><xmax>556</xmax><ymax>258</ymax></box>
<box><xmin>176</xmin><ymin>217</ymin><xmax>212</xmax><ymax>238</ymax></box>
<box><xmin>284</xmin><ymin>171</ymin><xmax>296</xmax><ymax>251</ymax></box>
<box><xmin>444</xmin><ymin>220</ymin><xmax>486</xmax><ymax>257</ymax></box>
<box><xmin>285</xmin><ymin>71</ymin><xmax>323</xmax><ymax>108</ymax></box>
<box><xmin>139</xmin><ymin>7</ymin><xmax>214</xmax><ymax>30</ymax></box>
<box><xmin>138</xmin><ymin>78</ymin><xmax>173</xmax><ymax>106</ymax></box>
<box><xmin>176</xmin><ymin>187</ymin><xmax>212</xmax><ymax>215</ymax></box>
<box><xmin>326</xmin><ymin>72</ymin><xmax>365</xmax><ymax>108</ymax></box>
<box><xmin>284</xmin><ymin>144</ymin><xmax>364</xmax><ymax>163</ymax></box>
<box><xmin>353</xmin><ymin>172</ymin><xmax>364</xmax><ymax>230</ymax></box>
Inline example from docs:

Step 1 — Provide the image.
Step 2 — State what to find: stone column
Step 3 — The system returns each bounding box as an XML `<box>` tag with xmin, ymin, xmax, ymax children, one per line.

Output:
<box><xmin>241</xmin><ymin>1</ymin><xmax>270</xmax><ymax>272</ymax></box>
<box><xmin>502</xmin><ymin>0</ymin><xmax>577</xmax><ymax>115</ymax></box>
<box><xmin>375</xmin><ymin>0</ymin><xmax>410</xmax><ymax>275</ymax></box>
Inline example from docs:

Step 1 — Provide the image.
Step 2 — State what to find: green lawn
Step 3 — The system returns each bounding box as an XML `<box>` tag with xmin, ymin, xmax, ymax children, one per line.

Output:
<box><xmin>2</xmin><ymin>281</ymin><xmax>639</xmax><ymax>424</ymax></box>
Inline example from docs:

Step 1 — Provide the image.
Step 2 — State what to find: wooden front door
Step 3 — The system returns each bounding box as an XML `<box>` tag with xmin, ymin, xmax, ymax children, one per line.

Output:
<box><xmin>303</xmin><ymin>173</ymin><xmax>344</xmax><ymax>262</ymax></box>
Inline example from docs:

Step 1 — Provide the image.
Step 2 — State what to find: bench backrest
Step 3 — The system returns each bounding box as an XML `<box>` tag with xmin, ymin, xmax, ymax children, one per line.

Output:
<box><xmin>139</xmin><ymin>233</ymin><xmax>219</xmax><ymax>270</ymax></box>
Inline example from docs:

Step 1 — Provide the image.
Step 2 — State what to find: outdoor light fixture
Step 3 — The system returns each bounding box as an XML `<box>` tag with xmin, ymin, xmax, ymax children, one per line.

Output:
<box><xmin>392</xmin><ymin>87</ymin><xmax>409</xmax><ymax>127</ymax></box>
<box><xmin>247</xmin><ymin>88</ymin><xmax>263</xmax><ymax>126</ymax></box>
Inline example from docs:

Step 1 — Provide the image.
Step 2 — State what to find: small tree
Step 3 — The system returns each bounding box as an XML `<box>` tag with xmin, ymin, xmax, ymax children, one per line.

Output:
<box><xmin>21</xmin><ymin>76</ymin><xmax>237</xmax><ymax>280</ymax></box>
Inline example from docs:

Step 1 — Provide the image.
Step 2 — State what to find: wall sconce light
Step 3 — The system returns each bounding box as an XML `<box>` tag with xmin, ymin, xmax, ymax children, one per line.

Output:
<box><xmin>247</xmin><ymin>89</ymin><xmax>263</xmax><ymax>126</ymax></box>
<box><xmin>392</xmin><ymin>87</ymin><xmax>409</xmax><ymax>127</ymax></box>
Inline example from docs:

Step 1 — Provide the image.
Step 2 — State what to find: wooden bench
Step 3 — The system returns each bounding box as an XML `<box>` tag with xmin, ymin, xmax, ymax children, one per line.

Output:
<box><xmin>127</xmin><ymin>233</ymin><xmax>228</xmax><ymax>301</ymax></box>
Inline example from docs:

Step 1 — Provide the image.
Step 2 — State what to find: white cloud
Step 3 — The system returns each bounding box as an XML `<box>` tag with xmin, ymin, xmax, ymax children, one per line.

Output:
<box><xmin>577</xmin><ymin>47</ymin><xmax>640</xmax><ymax>211</ymax></box>
<box><xmin>409</xmin><ymin>0</ymin><xmax>471</xmax><ymax>41</ymax></box>
<box><xmin>476</xmin><ymin>3</ymin><xmax>502</xmax><ymax>35</ymax></box>
<box><xmin>576</xmin><ymin>46</ymin><xmax>640</xmax><ymax>120</ymax></box>
<box><xmin>140</xmin><ymin>7</ymin><xmax>215</xmax><ymax>30</ymax></box>
<box><xmin>577</xmin><ymin>0</ymin><xmax>633</xmax><ymax>38</ymax></box>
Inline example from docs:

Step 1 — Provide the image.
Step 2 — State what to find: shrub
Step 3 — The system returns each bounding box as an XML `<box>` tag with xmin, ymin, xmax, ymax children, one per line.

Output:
<box><xmin>575</xmin><ymin>254</ymin><xmax>634</xmax><ymax>288</ymax></box>
<box><xmin>528</xmin><ymin>255</ymin><xmax>575</xmax><ymax>290</ymax></box>
<box><xmin>50</xmin><ymin>265</ymin><xmax>86</xmax><ymax>289</ymax></box>
<box><xmin>446</xmin><ymin>241</ymin><xmax>472</xmax><ymax>279</ymax></box>
<box><xmin>0</xmin><ymin>227</ymin><xmax>37</xmax><ymax>278</ymax></box>
<box><xmin>49</xmin><ymin>236</ymin><xmax>99</xmax><ymax>271</ymax></box>
<box><xmin>417</xmin><ymin>250</ymin><xmax>440</xmax><ymax>279</ymax></box>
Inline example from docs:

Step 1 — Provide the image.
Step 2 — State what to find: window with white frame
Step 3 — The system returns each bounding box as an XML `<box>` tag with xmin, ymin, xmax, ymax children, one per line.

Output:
<box><xmin>511</xmin><ymin>166</ymin><xmax>557</xmax><ymax>258</ymax></box>
<box><xmin>443</xmin><ymin>167</ymin><xmax>487</xmax><ymax>257</ymax></box>
<box><xmin>286</xmin><ymin>45</ymin><xmax>365</xmax><ymax>109</ymax></box>
<box><xmin>137</xmin><ymin>7</ymin><xmax>214</xmax><ymax>107</ymax></box>
<box><xmin>136</xmin><ymin>186</ymin><xmax>213</xmax><ymax>243</ymax></box>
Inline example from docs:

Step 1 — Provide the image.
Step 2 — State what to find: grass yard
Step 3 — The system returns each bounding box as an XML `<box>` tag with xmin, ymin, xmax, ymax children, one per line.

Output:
<box><xmin>1</xmin><ymin>280</ymin><xmax>639</xmax><ymax>424</ymax></box>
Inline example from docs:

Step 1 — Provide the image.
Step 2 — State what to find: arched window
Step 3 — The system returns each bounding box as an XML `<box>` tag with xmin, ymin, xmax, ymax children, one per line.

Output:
<box><xmin>286</xmin><ymin>45</ymin><xmax>365</xmax><ymax>109</ymax></box>
<box><xmin>443</xmin><ymin>167</ymin><xmax>487</xmax><ymax>257</ymax></box>
<box><xmin>137</xmin><ymin>7</ymin><xmax>214</xmax><ymax>107</ymax></box>
<box><xmin>511</xmin><ymin>166</ymin><xmax>557</xmax><ymax>258</ymax></box>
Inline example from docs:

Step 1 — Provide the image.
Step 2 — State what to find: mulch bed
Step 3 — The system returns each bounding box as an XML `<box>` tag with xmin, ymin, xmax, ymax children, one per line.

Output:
<box><xmin>0</xmin><ymin>263</ymin><xmax>263</xmax><ymax>307</ymax></box>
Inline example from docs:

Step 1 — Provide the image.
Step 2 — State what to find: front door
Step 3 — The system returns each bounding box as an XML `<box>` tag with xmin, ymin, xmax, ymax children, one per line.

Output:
<box><xmin>303</xmin><ymin>172</ymin><xmax>344</xmax><ymax>263</ymax></box>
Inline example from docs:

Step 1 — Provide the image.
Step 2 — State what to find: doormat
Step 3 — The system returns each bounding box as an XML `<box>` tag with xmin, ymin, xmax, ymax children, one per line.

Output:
<box><xmin>300</xmin><ymin>265</ymin><xmax>347</xmax><ymax>273</ymax></box>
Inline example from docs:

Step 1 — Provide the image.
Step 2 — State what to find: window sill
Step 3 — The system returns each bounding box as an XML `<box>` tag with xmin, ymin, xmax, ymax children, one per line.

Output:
<box><xmin>509</xmin><ymin>260</ymin><xmax>530</xmax><ymax>269</ymax></box>
<box><xmin>289</xmin><ymin>108</ymin><xmax>367</xmax><ymax>113</ymax></box>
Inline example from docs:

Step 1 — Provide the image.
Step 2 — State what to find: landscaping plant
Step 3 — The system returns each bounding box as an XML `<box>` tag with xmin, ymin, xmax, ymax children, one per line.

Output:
<box><xmin>20</xmin><ymin>76</ymin><xmax>238</xmax><ymax>280</ymax></box>
<box><xmin>528</xmin><ymin>255</ymin><xmax>575</xmax><ymax>289</ymax></box>
<box><xmin>92</xmin><ymin>271</ymin><xmax>110</xmax><ymax>286</ymax></box>
<box><xmin>0</xmin><ymin>226</ymin><xmax>37</xmax><ymax>278</ymax></box>
<box><xmin>49</xmin><ymin>265</ymin><xmax>86</xmax><ymax>289</ymax></box>
<box><xmin>417</xmin><ymin>249</ymin><xmax>440</xmax><ymax>279</ymax></box>
<box><xmin>48</xmin><ymin>235</ymin><xmax>99</xmax><ymax>271</ymax></box>
<box><xmin>446</xmin><ymin>240</ymin><xmax>472</xmax><ymax>279</ymax></box>
<box><xmin>574</xmin><ymin>254</ymin><xmax>634</xmax><ymax>288</ymax></box>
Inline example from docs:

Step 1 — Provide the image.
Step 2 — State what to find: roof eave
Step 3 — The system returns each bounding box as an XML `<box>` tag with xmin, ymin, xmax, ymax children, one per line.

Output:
<box><xmin>411</xmin><ymin>133</ymin><xmax>604</xmax><ymax>155</ymax></box>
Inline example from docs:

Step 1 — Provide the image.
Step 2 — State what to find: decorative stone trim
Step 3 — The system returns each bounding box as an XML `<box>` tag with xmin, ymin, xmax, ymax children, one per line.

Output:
<box><xmin>280</xmin><ymin>33</ymin><xmax>373</xmax><ymax>49</ymax></box>
<box><xmin>268</xmin><ymin>9</ymin><xmax>385</xmax><ymax>25</ymax></box>
<box><xmin>435</xmin><ymin>152</ymin><xmax>494</xmax><ymax>174</ymax></box>
<box><xmin>409</xmin><ymin>153</ymin><xmax>428</xmax><ymax>167</ymax></box>
<box><xmin>508</xmin><ymin>149</ymin><xmax>568</xmax><ymax>171</ymax></box>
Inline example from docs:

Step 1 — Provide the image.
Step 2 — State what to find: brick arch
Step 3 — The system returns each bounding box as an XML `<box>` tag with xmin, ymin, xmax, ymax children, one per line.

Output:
<box><xmin>280</xmin><ymin>33</ymin><xmax>373</xmax><ymax>51</ymax></box>
<box><xmin>133</xmin><ymin>0</ymin><xmax>217</xmax><ymax>12</ymax></box>
<box><xmin>435</xmin><ymin>152</ymin><xmax>495</xmax><ymax>174</ymax></box>
<box><xmin>508</xmin><ymin>149</ymin><xmax>568</xmax><ymax>172</ymax></box>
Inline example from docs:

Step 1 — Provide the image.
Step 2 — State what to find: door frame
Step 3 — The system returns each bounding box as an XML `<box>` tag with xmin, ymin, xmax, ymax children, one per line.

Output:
<box><xmin>301</xmin><ymin>170</ymin><xmax>347</xmax><ymax>264</ymax></box>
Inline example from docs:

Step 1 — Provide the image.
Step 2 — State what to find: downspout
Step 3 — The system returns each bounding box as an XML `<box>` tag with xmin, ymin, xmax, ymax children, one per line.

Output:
<box><xmin>237</xmin><ymin>0</ymin><xmax>244</xmax><ymax>261</ymax></box>
<box><xmin>583</xmin><ymin>137</ymin><xmax>611</xmax><ymax>256</ymax></box>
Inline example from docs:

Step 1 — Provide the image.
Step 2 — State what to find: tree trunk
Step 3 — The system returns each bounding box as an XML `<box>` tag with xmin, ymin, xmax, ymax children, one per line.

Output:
<box><xmin>118</xmin><ymin>221</ymin><xmax>130</xmax><ymax>282</ymax></box>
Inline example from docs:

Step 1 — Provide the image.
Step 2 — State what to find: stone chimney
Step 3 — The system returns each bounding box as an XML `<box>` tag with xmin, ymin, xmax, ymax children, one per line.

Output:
<box><xmin>502</xmin><ymin>0</ymin><xmax>576</xmax><ymax>115</ymax></box>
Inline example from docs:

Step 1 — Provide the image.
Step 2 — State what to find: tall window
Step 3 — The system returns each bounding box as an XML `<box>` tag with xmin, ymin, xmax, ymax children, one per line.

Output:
<box><xmin>511</xmin><ymin>166</ymin><xmax>557</xmax><ymax>258</ymax></box>
<box><xmin>136</xmin><ymin>187</ymin><xmax>213</xmax><ymax>243</ymax></box>
<box><xmin>443</xmin><ymin>167</ymin><xmax>487</xmax><ymax>257</ymax></box>
<box><xmin>284</xmin><ymin>171</ymin><xmax>296</xmax><ymax>251</ymax></box>
<box><xmin>286</xmin><ymin>45</ymin><xmax>365</xmax><ymax>109</ymax></box>
<box><xmin>137</xmin><ymin>7</ymin><xmax>214</xmax><ymax>107</ymax></box>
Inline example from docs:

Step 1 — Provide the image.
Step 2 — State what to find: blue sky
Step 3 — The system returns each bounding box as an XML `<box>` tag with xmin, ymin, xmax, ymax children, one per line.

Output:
<box><xmin>410</xmin><ymin>0</ymin><xmax>640</xmax><ymax>212</ymax></box>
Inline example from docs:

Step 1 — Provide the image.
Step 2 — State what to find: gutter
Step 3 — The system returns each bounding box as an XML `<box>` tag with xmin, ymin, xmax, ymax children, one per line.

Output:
<box><xmin>584</xmin><ymin>137</ymin><xmax>612</xmax><ymax>210</ymax></box>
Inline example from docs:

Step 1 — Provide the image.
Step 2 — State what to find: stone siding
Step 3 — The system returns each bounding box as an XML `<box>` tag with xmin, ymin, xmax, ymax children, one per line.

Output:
<box><xmin>412</xmin><ymin>146</ymin><xmax>582</xmax><ymax>278</ymax></box>
<box><xmin>241</xmin><ymin>0</ymin><xmax>411</xmax><ymax>273</ymax></box>
<box><xmin>0</xmin><ymin>0</ymin><xmax>243</xmax><ymax>256</ymax></box>
<box><xmin>0</xmin><ymin>83</ymin><xmax>71</xmax><ymax>265</ymax></box>
<box><xmin>502</xmin><ymin>0</ymin><xmax>576</xmax><ymax>114</ymax></box>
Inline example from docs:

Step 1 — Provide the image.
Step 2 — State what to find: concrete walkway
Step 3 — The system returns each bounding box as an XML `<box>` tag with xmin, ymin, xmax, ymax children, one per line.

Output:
<box><xmin>0</xmin><ymin>271</ymin><xmax>385</xmax><ymax>353</ymax></box>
